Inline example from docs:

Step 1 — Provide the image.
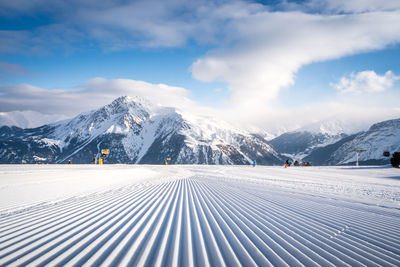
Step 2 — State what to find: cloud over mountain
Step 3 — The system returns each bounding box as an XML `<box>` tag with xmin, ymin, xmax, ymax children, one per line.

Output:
<box><xmin>0</xmin><ymin>78</ymin><xmax>197</xmax><ymax>117</ymax></box>
<box><xmin>1</xmin><ymin>0</ymin><xmax>400</xmax><ymax>133</ymax></box>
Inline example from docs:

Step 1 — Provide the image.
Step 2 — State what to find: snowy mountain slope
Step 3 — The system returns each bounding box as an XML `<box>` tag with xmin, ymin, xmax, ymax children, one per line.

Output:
<box><xmin>269</xmin><ymin>130</ymin><xmax>347</xmax><ymax>160</ymax></box>
<box><xmin>0</xmin><ymin>124</ymin><xmax>62</xmax><ymax>164</ymax></box>
<box><xmin>2</xmin><ymin>96</ymin><xmax>397</xmax><ymax>165</ymax></box>
<box><xmin>331</xmin><ymin>118</ymin><xmax>400</xmax><ymax>165</ymax></box>
<box><xmin>0</xmin><ymin>96</ymin><xmax>284</xmax><ymax>165</ymax></box>
<box><xmin>269</xmin><ymin>118</ymin><xmax>400</xmax><ymax>165</ymax></box>
<box><xmin>301</xmin><ymin>118</ymin><xmax>400</xmax><ymax>165</ymax></box>
<box><xmin>302</xmin><ymin>133</ymin><xmax>359</xmax><ymax>165</ymax></box>
<box><xmin>269</xmin><ymin>117</ymin><xmax>371</xmax><ymax>161</ymax></box>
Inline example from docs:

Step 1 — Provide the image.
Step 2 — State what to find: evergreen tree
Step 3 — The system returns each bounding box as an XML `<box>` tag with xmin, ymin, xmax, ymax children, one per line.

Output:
<box><xmin>391</xmin><ymin>152</ymin><xmax>400</xmax><ymax>168</ymax></box>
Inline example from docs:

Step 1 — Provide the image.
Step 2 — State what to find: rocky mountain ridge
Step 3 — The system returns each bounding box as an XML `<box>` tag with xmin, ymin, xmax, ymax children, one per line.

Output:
<box><xmin>0</xmin><ymin>96</ymin><xmax>285</xmax><ymax>165</ymax></box>
<box><xmin>1</xmin><ymin>96</ymin><xmax>398</xmax><ymax>166</ymax></box>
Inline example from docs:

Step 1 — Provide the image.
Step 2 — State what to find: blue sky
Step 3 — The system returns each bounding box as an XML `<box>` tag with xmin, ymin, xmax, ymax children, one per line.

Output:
<box><xmin>1</xmin><ymin>0</ymin><xmax>400</xmax><ymax>133</ymax></box>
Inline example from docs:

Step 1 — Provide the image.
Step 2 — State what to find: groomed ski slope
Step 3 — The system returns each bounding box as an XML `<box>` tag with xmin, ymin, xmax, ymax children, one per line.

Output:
<box><xmin>0</xmin><ymin>165</ymin><xmax>399</xmax><ymax>266</ymax></box>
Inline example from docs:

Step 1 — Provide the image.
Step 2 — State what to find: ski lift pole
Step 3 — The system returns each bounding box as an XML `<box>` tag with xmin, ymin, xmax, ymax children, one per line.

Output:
<box><xmin>356</xmin><ymin>152</ymin><xmax>358</xmax><ymax>167</ymax></box>
<box><xmin>351</xmin><ymin>149</ymin><xmax>366</xmax><ymax>167</ymax></box>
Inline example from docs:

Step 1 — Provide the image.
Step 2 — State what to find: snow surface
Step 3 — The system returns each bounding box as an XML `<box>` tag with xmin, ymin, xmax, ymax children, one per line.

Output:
<box><xmin>0</xmin><ymin>165</ymin><xmax>399</xmax><ymax>266</ymax></box>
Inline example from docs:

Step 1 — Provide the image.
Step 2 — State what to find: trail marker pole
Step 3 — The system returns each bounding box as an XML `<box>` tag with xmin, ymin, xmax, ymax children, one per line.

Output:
<box><xmin>350</xmin><ymin>149</ymin><xmax>366</xmax><ymax>167</ymax></box>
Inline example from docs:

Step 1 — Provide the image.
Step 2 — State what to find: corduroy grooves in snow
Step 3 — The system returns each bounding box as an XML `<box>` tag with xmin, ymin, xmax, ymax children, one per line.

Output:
<box><xmin>0</xmin><ymin>165</ymin><xmax>399</xmax><ymax>266</ymax></box>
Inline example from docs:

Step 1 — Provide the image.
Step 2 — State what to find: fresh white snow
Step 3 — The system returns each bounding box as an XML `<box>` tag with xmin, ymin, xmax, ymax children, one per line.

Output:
<box><xmin>0</xmin><ymin>165</ymin><xmax>399</xmax><ymax>266</ymax></box>
<box><xmin>0</xmin><ymin>165</ymin><xmax>191</xmax><ymax>213</ymax></box>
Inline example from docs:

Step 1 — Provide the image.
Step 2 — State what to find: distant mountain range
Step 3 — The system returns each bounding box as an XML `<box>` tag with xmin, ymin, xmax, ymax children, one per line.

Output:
<box><xmin>269</xmin><ymin>131</ymin><xmax>347</xmax><ymax>159</ymax></box>
<box><xmin>0</xmin><ymin>96</ymin><xmax>285</xmax><ymax>165</ymax></box>
<box><xmin>270</xmin><ymin>118</ymin><xmax>400</xmax><ymax>165</ymax></box>
<box><xmin>305</xmin><ymin>118</ymin><xmax>400</xmax><ymax>165</ymax></box>
<box><xmin>0</xmin><ymin>96</ymin><xmax>399</xmax><ymax>165</ymax></box>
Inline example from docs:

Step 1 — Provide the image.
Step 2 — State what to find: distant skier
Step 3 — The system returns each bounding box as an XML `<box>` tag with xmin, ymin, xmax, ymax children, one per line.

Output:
<box><xmin>285</xmin><ymin>159</ymin><xmax>291</xmax><ymax>168</ymax></box>
<box><xmin>68</xmin><ymin>159</ymin><xmax>72</xmax><ymax>164</ymax></box>
<box><xmin>252</xmin><ymin>160</ymin><xmax>256</xmax><ymax>167</ymax></box>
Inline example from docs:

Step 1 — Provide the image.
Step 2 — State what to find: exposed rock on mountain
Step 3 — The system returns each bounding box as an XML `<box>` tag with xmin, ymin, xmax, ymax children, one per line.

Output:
<box><xmin>0</xmin><ymin>96</ymin><xmax>284</xmax><ymax>165</ymax></box>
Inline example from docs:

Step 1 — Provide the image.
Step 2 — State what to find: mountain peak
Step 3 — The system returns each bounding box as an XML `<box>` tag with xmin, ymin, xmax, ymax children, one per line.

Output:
<box><xmin>111</xmin><ymin>95</ymin><xmax>144</xmax><ymax>104</ymax></box>
<box><xmin>111</xmin><ymin>95</ymin><xmax>132</xmax><ymax>105</ymax></box>
<box><xmin>109</xmin><ymin>95</ymin><xmax>144</xmax><ymax>107</ymax></box>
<box><xmin>108</xmin><ymin>96</ymin><xmax>156</xmax><ymax>114</ymax></box>
<box><xmin>0</xmin><ymin>96</ymin><xmax>285</xmax><ymax>165</ymax></box>
<box><xmin>298</xmin><ymin>118</ymin><xmax>347</xmax><ymax>136</ymax></box>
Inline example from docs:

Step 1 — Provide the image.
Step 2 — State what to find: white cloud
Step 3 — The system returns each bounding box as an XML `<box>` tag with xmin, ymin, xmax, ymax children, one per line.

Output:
<box><xmin>217</xmin><ymin>99</ymin><xmax>400</xmax><ymax>135</ymax></box>
<box><xmin>0</xmin><ymin>110</ymin><xmax>69</xmax><ymax>128</ymax></box>
<box><xmin>0</xmin><ymin>78</ymin><xmax>199</xmax><ymax>116</ymax></box>
<box><xmin>306</xmin><ymin>0</ymin><xmax>400</xmax><ymax>13</ymax></box>
<box><xmin>332</xmin><ymin>70</ymin><xmax>400</xmax><ymax>95</ymax></box>
<box><xmin>191</xmin><ymin>9</ymin><xmax>400</xmax><ymax>111</ymax></box>
<box><xmin>0</xmin><ymin>77</ymin><xmax>399</xmax><ymax>135</ymax></box>
<box><xmin>1</xmin><ymin>0</ymin><xmax>400</xmax><ymax>133</ymax></box>
<box><xmin>0</xmin><ymin>0</ymin><xmax>262</xmax><ymax>52</ymax></box>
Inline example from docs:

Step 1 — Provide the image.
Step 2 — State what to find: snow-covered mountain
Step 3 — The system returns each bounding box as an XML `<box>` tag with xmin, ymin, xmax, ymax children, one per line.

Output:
<box><xmin>329</xmin><ymin>118</ymin><xmax>400</xmax><ymax>165</ymax></box>
<box><xmin>269</xmin><ymin>130</ymin><xmax>347</xmax><ymax>161</ymax></box>
<box><xmin>303</xmin><ymin>118</ymin><xmax>400</xmax><ymax>165</ymax></box>
<box><xmin>268</xmin><ymin>117</ymin><xmax>380</xmax><ymax>161</ymax></box>
<box><xmin>299</xmin><ymin>117</ymin><xmax>365</xmax><ymax>136</ymax></box>
<box><xmin>0</xmin><ymin>96</ymin><xmax>285</xmax><ymax>165</ymax></box>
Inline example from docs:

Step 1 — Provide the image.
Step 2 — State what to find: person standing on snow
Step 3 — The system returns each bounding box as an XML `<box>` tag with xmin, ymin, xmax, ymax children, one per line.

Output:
<box><xmin>285</xmin><ymin>159</ymin><xmax>291</xmax><ymax>168</ymax></box>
